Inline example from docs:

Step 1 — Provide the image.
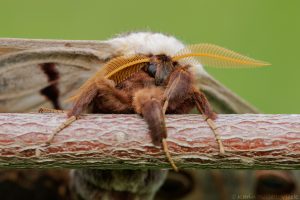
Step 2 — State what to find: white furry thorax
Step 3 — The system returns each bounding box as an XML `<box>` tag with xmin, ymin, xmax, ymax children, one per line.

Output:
<box><xmin>107</xmin><ymin>32</ymin><xmax>206</xmax><ymax>74</ymax></box>
<box><xmin>108</xmin><ymin>32</ymin><xmax>185</xmax><ymax>56</ymax></box>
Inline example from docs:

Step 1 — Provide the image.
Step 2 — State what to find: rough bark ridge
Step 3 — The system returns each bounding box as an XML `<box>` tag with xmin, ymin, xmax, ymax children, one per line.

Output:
<box><xmin>0</xmin><ymin>113</ymin><xmax>299</xmax><ymax>169</ymax></box>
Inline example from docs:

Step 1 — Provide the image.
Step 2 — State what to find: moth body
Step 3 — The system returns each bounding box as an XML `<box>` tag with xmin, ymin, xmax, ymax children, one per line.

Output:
<box><xmin>66</xmin><ymin>33</ymin><xmax>216</xmax><ymax>199</ymax></box>
<box><xmin>0</xmin><ymin>31</ymin><xmax>269</xmax><ymax>200</ymax></box>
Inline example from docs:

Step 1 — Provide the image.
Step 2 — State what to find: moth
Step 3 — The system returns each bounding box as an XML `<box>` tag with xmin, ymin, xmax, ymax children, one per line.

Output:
<box><xmin>0</xmin><ymin>32</ymin><xmax>269</xmax><ymax>199</ymax></box>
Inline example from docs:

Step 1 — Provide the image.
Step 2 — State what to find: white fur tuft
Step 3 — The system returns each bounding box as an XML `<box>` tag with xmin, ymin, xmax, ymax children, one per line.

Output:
<box><xmin>108</xmin><ymin>32</ymin><xmax>184</xmax><ymax>56</ymax></box>
<box><xmin>107</xmin><ymin>32</ymin><xmax>206</xmax><ymax>74</ymax></box>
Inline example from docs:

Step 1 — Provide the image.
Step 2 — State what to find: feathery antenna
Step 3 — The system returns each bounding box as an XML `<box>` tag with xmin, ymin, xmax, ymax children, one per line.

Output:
<box><xmin>173</xmin><ymin>44</ymin><xmax>270</xmax><ymax>68</ymax></box>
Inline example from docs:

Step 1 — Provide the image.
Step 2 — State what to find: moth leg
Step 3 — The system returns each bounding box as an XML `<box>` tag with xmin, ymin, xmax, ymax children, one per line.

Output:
<box><xmin>42</xmin><ymin>82</ymin><xmax>99</xmax><ymax>147</ymax></box>
<box><xmin>163</xmin><ymin>66</ymin><xmax>224</xmax><ymax>154</ymax></box>
<box><xmin>133</xmin><ymin>88</ymin><xmax>178</xmax><ymax>171</ymax></box>
<box><xmin>193</xmin><ymin>89</ymin><xmax>225</xmax><ymax>155</ymax></box>
<box><xmin>44</xmin><ymin>78</ymin><xmax>129</xmax><ymax>146</ymax></box>
<box><xmin>38</xmin><ymin>107</ymin><xmax>67</xmax><ymax>113</ymax></box>
<box><xmin>162</xmin><ymin>71</ymin><xmax>182</xmax><ymax>114</ymax></box>
<box><xmin>162</xmin><ymin>66</ymin><xmax>194</xmax><ymax>114</ymax></box>
<box><xmin>45</xmin><ymin>116</ymin><xmax>77</xmax><ymax>145</ymax></box>
<box><xmin>38</xmin><ymin>107</ymin><xmax>71</xmax><ymax>145</ymax></box>
<box><xmin>92</xmin><ymin>77</ymin><xmax>131</xmax><ymax>113</ymax></box>
<box><xmin>35</xmin><ymin>114</ymin><xmax>78</xmax><ymax>156</ymax></box>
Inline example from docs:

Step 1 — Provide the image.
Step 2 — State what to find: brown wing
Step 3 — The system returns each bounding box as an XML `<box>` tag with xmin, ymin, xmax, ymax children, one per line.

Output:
<box><xmin>0</xmin><ymin>38</ymin><xmax>114</xmax><ymax>56</ymax></box>
<box><xmin>0</xmin><ymin>42</ymin><xmax>116</xmax><ymax>112</ymax></box>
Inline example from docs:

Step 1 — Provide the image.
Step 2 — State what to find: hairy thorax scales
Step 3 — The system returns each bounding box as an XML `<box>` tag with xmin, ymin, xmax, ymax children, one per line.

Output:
<box><xmin>91</xmin><ymin>69</ymin><xmax>196</xmax><ymax>115</ymax></box>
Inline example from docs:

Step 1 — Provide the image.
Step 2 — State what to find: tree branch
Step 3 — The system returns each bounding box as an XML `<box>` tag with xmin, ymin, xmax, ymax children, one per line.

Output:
<box><xmin>0</xmin><ymin>113</ymin><xmax>299</xmax><ymax>169</ymax></box>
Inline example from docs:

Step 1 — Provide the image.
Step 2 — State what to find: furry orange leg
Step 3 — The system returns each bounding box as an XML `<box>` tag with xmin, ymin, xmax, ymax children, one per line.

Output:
<box><xmin>133</xmin><ymin>88</ymin><xmax>178</xmax><ymax>171</ymax></box>
<box><xmin>45</xmin><ymin>115</ymin><xmax>77</xmax><ymax>145</ymax></box>
<box><xmin>39</xmin><ymin>107</ymin><xmax>67</xmax><ymax>113</ymax></box>
<box><xmin>206</xmin><ymin>118</ymin><xmax>225</xmax><ymax>155</ymax></box>
<box><xmin>193</xmin><ymin>90</ymin><xmax>225</xmax><ymax>155</ymax></box>
<box><xmin>38</xmin><ymin>107</ymin><xmax>75</xmax><ymax>145</ymax></box>
<box><xmin>162</xmin><ymin>139</ymin><xmax>178</xmax><ymax>172</ymax></box>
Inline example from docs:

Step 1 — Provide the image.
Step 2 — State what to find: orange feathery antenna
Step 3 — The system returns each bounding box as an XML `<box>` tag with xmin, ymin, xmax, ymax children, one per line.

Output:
<box><xmin>67</xmin><ymin>55</ymin><xmax>150</xmax><ymax>102</ymax></box>
<box><xmin>172</xmin><ymin>44</ymin><xmax>270</xmax><ymax>67</ymax></box>
<box><xmin>103</xmin><ymin>55</ymin><xmax>150</xmax><ymax>84</ymax></box>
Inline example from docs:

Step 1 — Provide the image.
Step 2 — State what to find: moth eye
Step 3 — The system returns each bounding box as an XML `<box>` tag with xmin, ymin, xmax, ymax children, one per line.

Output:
<box><xmin>147</xmin><ymin>63</ymin><xmax>157</xmax><ymax>77</ymax></box>
<box><xmin>172</xmin><ymin>61</ymin><xmax>178</xmax><ymax>66</ymax></box>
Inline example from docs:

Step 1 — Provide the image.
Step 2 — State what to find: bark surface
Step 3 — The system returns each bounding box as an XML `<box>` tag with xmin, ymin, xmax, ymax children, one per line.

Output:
<box><xmin>0</xmin><ymin>113</ymin><xmax>299</xmax><ymax>169</ymax></box>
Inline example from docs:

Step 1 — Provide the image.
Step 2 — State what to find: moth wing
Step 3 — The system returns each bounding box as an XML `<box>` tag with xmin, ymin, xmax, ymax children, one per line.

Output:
<box><xmin>194</xmin><ymin>69</ymin><xmax>259</xmax><ymax>114</ymax></box>
<box><xmin>0</xmin><ymin>65</ymin><xmax>88</xmax><ymax>112</ymax></box>
<box><xmin>0</xmin><ymin>41</ymin><xmax>116</xmax><ymax>112</ymax></box>
<box><xmin>0</xmin><ymin>38</ymin><xmax>114</xmax><ymax>57</ymax></box>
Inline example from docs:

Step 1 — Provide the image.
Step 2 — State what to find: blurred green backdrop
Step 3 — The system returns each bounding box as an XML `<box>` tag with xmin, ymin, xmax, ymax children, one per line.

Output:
<box><xmin>0</xmin><ymin>0</ymin><xmax>299</xmax><ymax>113</ymax></box>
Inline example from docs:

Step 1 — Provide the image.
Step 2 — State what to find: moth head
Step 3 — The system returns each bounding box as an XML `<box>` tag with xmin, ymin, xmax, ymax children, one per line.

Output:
<box><xmin>68</xmin><ymin>36</ymin><xmax>270</xmax><ymax>103</ymax></box>
<box><xmin>146</xmin><ymin>54</ymin><xmax>176</xmax><ymax>86</ymax></box>
<box><xmin>103</xmin><ymin>43</ymin><xmax>271</xmax><ymax>86</ymax></box>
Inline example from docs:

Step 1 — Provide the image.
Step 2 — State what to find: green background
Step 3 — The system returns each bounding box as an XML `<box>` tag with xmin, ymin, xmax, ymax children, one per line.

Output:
<box><xmin>1</xmin><ymin>0</ymin><xmax>299</xmax><ymax>114</ymax></box>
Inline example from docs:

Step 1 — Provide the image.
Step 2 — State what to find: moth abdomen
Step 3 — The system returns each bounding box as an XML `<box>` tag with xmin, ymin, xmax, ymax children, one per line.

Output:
<box><xmin>70</xmin><ymin>169</ymin><xmax>168</xmax><ymax>200</ymax></box>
